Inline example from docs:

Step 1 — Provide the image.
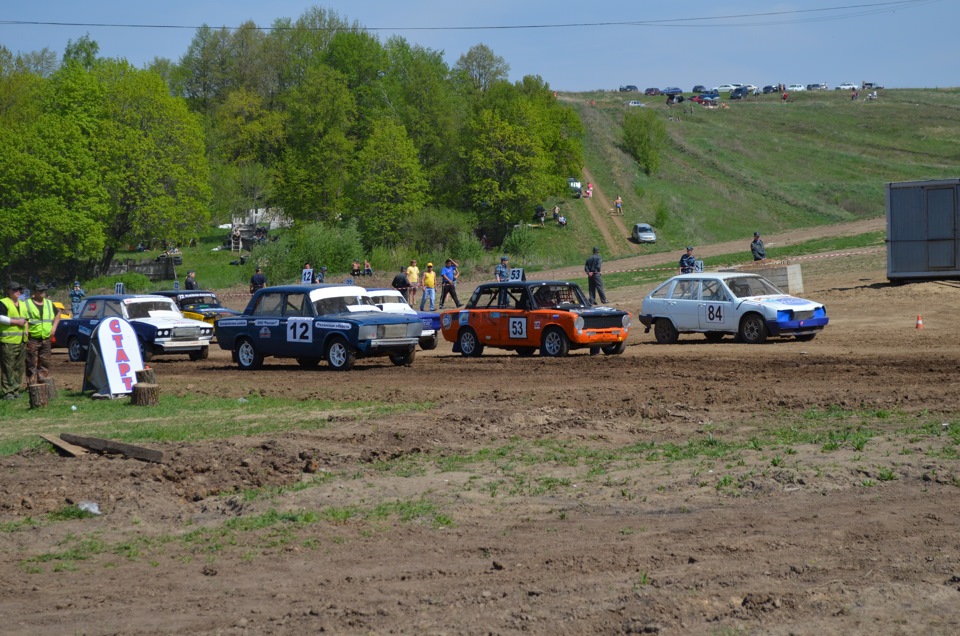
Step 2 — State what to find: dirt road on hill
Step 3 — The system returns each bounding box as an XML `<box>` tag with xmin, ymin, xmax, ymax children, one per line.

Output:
<box><xmin>580</xmin><ymin>167</ymin><xmax>639</xmax><ymax>258</ymax></box>
<box><xmin>3</xmin><ymin>235</ymin><xmax>960</xmax><ymax>635</ymax></box>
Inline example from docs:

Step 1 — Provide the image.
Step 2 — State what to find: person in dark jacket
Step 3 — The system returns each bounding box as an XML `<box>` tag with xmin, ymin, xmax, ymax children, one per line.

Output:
<box><xmin>751</xmin><ymin>232</ymin><xmax>766</xmax><ymax>261</ymax></box>
<box><xmin>249</xmin><ymin>267</ymin><xmax>266</xmax><ymax>294</ymax></box>
<box><xmin>584</xmin><ymin>247</ymin><xmax>608</xmax><ymax>305</ymax></box>
<box><xmin>679</xmin><ymin>246</ymin><xmax>696</xmax><ymax>274</ymax></box>
<box><xmin>391</xmin><ymin>267</ymin><xmax>410</xmax><ymax>304</ymax></box>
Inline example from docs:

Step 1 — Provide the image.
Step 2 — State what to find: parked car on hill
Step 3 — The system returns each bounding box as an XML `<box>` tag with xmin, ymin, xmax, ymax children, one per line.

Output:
<box><xmin>662</xmin><ymin>87</ymin><xmax>683</xmax><ymax>95</ymax></box>
<box><xmin>54</xmin><ymin>294</ymin><xmax>214</xmax><ymax>362</ymax></box>
<box><xmin>440</xmin><ymin>281</ymin><xmax>631</xmax><ymax>357</ymax></box>
<box><xmin>713</xmin><ymin>84</ymin><xmax>741</xmax><ymax>93</ymax></box>
<box><xmin>644</xmin><ymin>87</ymin><xmax>661</xmax><ymax>95</ymax></box>
<box><xmin>619</xmin><ymin>85</ymin><xmax>639</xmax><ymax>92</ymax></box>
<box><xmin>625</xmin><ymin>100</ymin><xmax>646</xmax><ymax>107</ymax></box>
<box><xmin>214</xmin><ymin>285</ymin><xmax>422</xmax><ymax>370</ymax></box>
<box><xmin>631</xmin><ymin>223</ymin><xmax>657</xmax><ymax>244</ymax></box>
<box><xmin>836</xmin><ymin>82</ymin><xmax>858</xmax><ymax>90</ymax></box>
<box><xmin>638</xmin><ymin>273</ymin><xmax>829</xmax><ymax>344</ymax></box>
<box><xmin>730</xmin><ymin>86</ymin><xmax>752</xmax><ymax>100</ymax></box>
<box><xmin>692</xmin><ymin>85</ymin><xmax>707</xmax><ymax>93</ymax></box>
<box><xmin>787</xmin><ymin>84</ymin><xmax>806</xmax><ymax>91</ymax></box>
<box><xmin>762</xmin><ymin>85</ymin><xmax>778</xmax><ymax>94</ymax></box>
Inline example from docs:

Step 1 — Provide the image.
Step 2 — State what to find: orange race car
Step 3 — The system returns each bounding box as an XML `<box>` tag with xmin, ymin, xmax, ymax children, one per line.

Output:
<box><xmin>439</xmin><ymin>280</ymin><xmax>631</xmax><ymax>357</ymax></box>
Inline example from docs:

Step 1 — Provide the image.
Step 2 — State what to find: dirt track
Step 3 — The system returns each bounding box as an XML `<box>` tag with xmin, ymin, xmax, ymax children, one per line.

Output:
<box><xmin>2</xmin><ymin>248</ymin><xmax>960</xmax><ymax>635</ymax></box>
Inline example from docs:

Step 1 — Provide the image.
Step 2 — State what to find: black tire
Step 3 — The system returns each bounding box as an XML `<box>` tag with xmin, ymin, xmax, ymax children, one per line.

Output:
<box><xmin>739</xmin><ymin>314</ymin><xmax>769</xmax><ymax>344</ymax></box>
<box><xmin>139</xmin><ymin>340</ymin><xmax>154</xmax><ymax>363</ymax></box>
<box><xmin>67</xmin><ymin>337</ymin><xmax>86</xmax><ymax>362</ymax></box>
<box><xmin>419</xmin><ymin>333</ymin><xmax>438</xmax><ymax>351</ymax></box>
<box><xmin>795</xmin><ymin>333</ymin><xmax>817</xmax><ymax>342</ymax></box>
<box><xmin>188</xmin><ymin>346</ymin><xmax>209</xmax><ymax>361</ymax></box>
<box><xmin>653</xmin><ymin>319</ymin><xmax>679</xmax><ymax>344</ymax></box>
<box><xmin>540</xmin><ymin>327</ymin><xmax>570</xmax><ymax>357</ymax></box>
<box><xmin>297</xmin><ymin>357</ymin><xmax>321</xmax><ymax>369</ymax></box>
<box><xmin>390</xmin><ymin>348</ymin><xmax>416</xmax><ymax>366</ymax></box>
<box><xmin>457</xmin><ymin>328</ymin><xmax>484</xmax><ymax>357</ymax></box>
<box><xmin>601</xmin><ymin>341</ymin><xmax>627</xmax><ymax>355</ymax></box>
<box><xmin>516</xmin><ymin>346</ymin><xmax>536</xmax><ymax>357</ymax></box>
<box><xmin>235</xmin><ymin>338</ymin><xmax>263</xmax><ymax>370</ymax></box>
<box><xmin>704</xmin><ymin>332</ymin><xmax>725</xmax><ymax>343</ymax></box>
<box><xmin>325</xmin><ymin>336</ymin><xmax>356</xmax><ymax>371</ymax></box>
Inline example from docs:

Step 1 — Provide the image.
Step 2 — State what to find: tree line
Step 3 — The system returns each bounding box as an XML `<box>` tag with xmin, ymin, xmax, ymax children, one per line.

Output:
<box><xmin>0</xmin><ymin>6</ymin><xmax>584</xmax><ymax>281</ymax></box>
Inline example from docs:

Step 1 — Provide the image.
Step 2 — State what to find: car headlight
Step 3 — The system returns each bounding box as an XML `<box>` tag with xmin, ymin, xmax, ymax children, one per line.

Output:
<box><xmin>622</xmin><ymin>314</ymin><xmax>632</xmax><ymax>328</ymax></box>
<box><xmin>157</xmin><ymin>329</ymin><xmax>169</xmax><ymax>337</ymax></box>
<box><xmin>574</xmin><ymin>316</ymin><xmax>584</xmax><ymax>332</ymax></box>
<box><xmin>777</xmin><ymin>310</ymin><xmax>792</xmax><ymax>322</ymax></box>
<box><xmin>358</xmin><ymin>325</ymin><xmax>380</xmax><ymax>340</ymax></box>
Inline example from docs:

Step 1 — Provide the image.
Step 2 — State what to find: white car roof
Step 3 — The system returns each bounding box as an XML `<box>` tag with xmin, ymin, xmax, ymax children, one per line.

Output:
<box><xmin>308</xmin><ymin>285</ymin><xmax>368</xmax><ymax>302</ymax></box>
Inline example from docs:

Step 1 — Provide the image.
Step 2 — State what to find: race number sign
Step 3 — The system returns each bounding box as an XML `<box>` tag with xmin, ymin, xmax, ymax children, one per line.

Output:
<box><xmin>508</xmin><ymin>267</ymin><xmax>525</xmax><ymax>282</ymax></box>
<box><xmin>703</xmin><ymin>304</ymin><xmax>724</xmax><ymax>323</ymax></box>
<box><xmin>694</xmin><ymin>260</ymin><xmax>704</xmax><ymax>273</ymax></box>
<box><xmin>115</xmin><ymin>282</ymin><xmax>125</xmax><ymax>294</ymax></box>
<box><xmin>301</xmin><ymin>268</ymin><xmax>314</xmax><ymax>284</ymax></box>
<box><xmin>286</xmin><ymin>317</ymin><xmax>314</xmax><ymax>343</ymax></box>
<box><xmin>508</xmin><ymin>317</ymin><xmax>527</xmax><ymax>339</ymax></box>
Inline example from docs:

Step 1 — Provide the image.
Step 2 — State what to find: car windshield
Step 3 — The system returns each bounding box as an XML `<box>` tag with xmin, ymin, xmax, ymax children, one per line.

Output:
<box><xmin>531</xmin><ymin>284</ymin><xmax>587</xmax><ymax>309</ymax></box>
<box><xmin>726</xmin><ymin>276</ymin><xmax>783</xmax><ymax>298</ymax></box>
<box><xmin>368</xmin><ymin>294</ymin><xmax>407</xmax><ymax>307</ymax></box>
<box><xmin>314</xmin><ymin>294</ymin><xmax>376</xmax><ymax>315</ymax></box>
<box><xmin>126</xmin><ymin>300</ymin><xmax>180</xmax><ymax>319</ymax></box>
<box><xmin>181</xmin><ymin>295</ymin><xmax>220</xmax><ymax>310</ymax></box>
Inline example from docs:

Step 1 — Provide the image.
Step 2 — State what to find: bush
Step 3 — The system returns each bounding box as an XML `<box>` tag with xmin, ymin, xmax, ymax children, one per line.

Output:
<box><xmin>248</xmin><ymin>221</ymin><xmax>366</xmax><ymax>285</ymax></box>
<box><xmin>84</xmin><ymin>272</ymin><xmax>152</xmax><ymax>293</ymax></box>
<box><xmin>622</xmin><ymin>109</ymin><xmax>667</xmax><ymax>176</ymax></box>
<box><xmin>502</xmin><ymin>225</ymin><xmax>536</xmax><ymax>262</ymax></box>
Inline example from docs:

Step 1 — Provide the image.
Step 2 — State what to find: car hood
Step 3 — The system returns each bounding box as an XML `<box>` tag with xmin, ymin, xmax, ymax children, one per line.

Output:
<box><xmin>134</xmin><ymin>316</ymin><xmax>210</xmax><ymax>329</ymax></box>
<box><xmin>736</xmin><ymin>295</ymin><xmax>823</xmax><ymax>310</ymax></box>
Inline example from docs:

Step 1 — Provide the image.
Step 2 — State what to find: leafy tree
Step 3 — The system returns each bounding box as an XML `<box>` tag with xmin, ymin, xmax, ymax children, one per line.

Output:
<box><xmin>622</xmin><ymin>108</ymin><xmax>667</xmax><ymax>176</ymax></box>
<box><xmin>62</xmin><ymin>34</ymin><xmax>100</xmax><ymax>70</ymax></box>
<box><xmin>350</xmin><ymin>118</ymin><xmax>427</xmax><ymax>246</ymax></box>
<box><xmin>398</xmin><ymin>206</ymin><xmax>477</xmax><ymax>253</ymax></box>
<box><xmin>454</xmin><ymin>44</ymin><xmax>509</xmax><ymax>93</ymax></box>
<box><xmin>174</xmin><ymin>25</ymin><xmax>233</xmax><ymax>113</ymax></box>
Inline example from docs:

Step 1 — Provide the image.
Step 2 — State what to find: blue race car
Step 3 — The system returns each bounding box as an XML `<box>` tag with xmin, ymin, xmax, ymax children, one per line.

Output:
<box><xmin>214</xmin><ymin>284</ymin><xmax>423</xmax><ymax>370</ymax></box>
<box><xmin>54</xmin><ymin>294</ymin><xmax>214</xmax><ymax>362</ymax></box>
<box><xmin>365</xmin><ymin>287</ymin><xmax>441</xmax><ymax>350</ymax></box>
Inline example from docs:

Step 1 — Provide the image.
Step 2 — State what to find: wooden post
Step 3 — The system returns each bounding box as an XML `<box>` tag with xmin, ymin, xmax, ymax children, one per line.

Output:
<box><xmin>135</xmin><ymin>368</ymin><xmax>156</xmax><ymax>385</ymax></box>
<box><xmin>43</xmin><ymin>377</ymin><xmax>57</xmax><ymax>401</ymax></box>
<box><xmin>131</xmin><ymin>383</ymin><xmax>160</xmax><ymax>406</ymax></box>
<box><xmin>28</xmin><ymin>384</ymin><xmax>48</xmax><ymax>409</ymax></box>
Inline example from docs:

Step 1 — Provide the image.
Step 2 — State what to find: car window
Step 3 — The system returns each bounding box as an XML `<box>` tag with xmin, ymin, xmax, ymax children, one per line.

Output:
<box><xmin>470</xmin><ymin>287</ymin><xmax>505</xmax><ymax>309</ymax></box>
<box><xmin>727</xmin><ymin>277</ymin><xmax>782</xmax><ymax>298</ymax></box>
<box><xmin>104</xmin><ymin>300</ymin><xmax>124</xmax><ymax>317</ymax></box>
<box><xmin>670</xmin><ymin>280</ymin><xmax>700</xmax><ymax>300</ymax></box>
<box><xmin>79</xmin><ymin>301</ymin><xmax>102</xmax><ymax>319</ymax></box>
<box><xmin>252</xmin><ymin>293</ymin><xmax>283</xmax><ymax>316</ymax></box>
<box><xmin>315</xmin><ymin>297</ymin><xmax>348</xmax><ymax>315</ymax></box>
<box><xmin>648</xmin><ymin>282</ymin><xmax>671</xmax><ymax>299</ymax></box>
<box><xmin>701</xmin><ymin>280</ymin><xmax>729</xmax><ymax>302</ymax></box>
<box><xmin>284</xmin><ymin>293</ymin><xmax>309</xmax><ymax>316</ymax></box>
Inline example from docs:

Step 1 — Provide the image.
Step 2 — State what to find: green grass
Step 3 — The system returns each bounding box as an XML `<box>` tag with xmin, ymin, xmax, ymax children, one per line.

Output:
<box><xmin>0</xmin><ymin>393</ymin><xmax>432</xmax><ymax>457</ymax></box>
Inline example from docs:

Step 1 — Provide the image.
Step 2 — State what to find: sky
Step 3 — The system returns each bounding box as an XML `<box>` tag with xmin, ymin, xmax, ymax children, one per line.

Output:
<box><xmin>1</xmin><ymin>0</ymin><xmax>956</xmax><ymax>92</ymax></box>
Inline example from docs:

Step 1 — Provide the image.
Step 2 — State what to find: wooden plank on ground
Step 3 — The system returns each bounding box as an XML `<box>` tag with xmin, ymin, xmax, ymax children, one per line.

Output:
<box><xmin>40</xmin><ymin>434</ymin><xmax>89</xmax><ymax>457</ymax></box>
<box><xmin>60</xmin><ymin>433</ymin><xmax>164</xmax><ymax>464</ymax></box>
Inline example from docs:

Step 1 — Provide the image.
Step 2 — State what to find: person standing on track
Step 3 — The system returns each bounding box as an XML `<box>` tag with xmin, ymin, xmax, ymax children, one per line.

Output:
<box><xmin>25</xmin><ymin>283</ymin><xmax>60</xmax><ymax>386</ymax></box>
<box><xmin>614</xmin><ymin>195</ymin><xmax>623</xmax><ymax>216</ymax></box>
<box><xmin>0</xmin><ymin>282</ymin><xmax>29</xmax><ymax>400</ymax></box>
<box><xmin>249</xmin><ymin>267</ymin><xmax>266</xmax><ymax>294</ymax></box>
<box><xmin>584</xmin><ymin>247</ymin><xmax>608</xmax><ymax>305</ymax></box>
<box><xmin>439</xmin><ymin>259</ymin><xmax>461</xmax><ymax>309</ymax></box>
<box><xmin>751</xmin><ymin>232</ymin><xmax>766</xmax><ymax>261</ymax></box>
<box><xmin>679</xmin><ymin>246</ymin><xmax>696</xmax><ymax>274</ymax></box>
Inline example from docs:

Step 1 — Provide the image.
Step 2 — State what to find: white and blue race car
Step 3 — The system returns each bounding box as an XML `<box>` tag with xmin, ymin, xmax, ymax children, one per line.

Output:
<box><xmin>639</xmin><ymin>272</ymin><xmax>828</xmax><ymax>344</ymax></box>
<box><xmin>365</xmin><ymin>288</ymin><xmax>441</xmax><ymax>350</ymax></box>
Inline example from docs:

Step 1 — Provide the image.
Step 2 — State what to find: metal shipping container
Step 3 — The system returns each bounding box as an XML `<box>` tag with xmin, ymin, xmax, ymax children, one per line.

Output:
<box><xmin>887</xmin><ymin>178</ymin><xmax>960</xmax><ymax>281</ymax></box>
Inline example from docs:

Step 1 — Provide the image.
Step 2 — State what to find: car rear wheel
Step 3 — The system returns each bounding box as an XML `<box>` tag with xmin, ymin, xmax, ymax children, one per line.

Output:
<box><xmin>390</xmin><ymin>349</ymin><xmax>416</xmax><ymax>366</ymax></box>
<box><xmin>297</xmin><ymin>357</ymin><xmax>321</xmax><ymax>369</ymax></box>
<box><xmin>236</xmin><ymin>338</ymin><xmax>263</xmax><ymax>370</ymax></box>
<box><xmin>739</xmin><ymin>314</ymin><xmax>768</xmax><ymax>344</ymax></box>
<box><xmin>67</xmin><ymin>337</ymin><xmax>86</xmax><ymax>362</ymax></box>
<box><xmin>188</xmin><ymin>346</ymin><xmax>209</xmax><ymax>361</ymax></box>
<box><xmin>419</xmin><ymin>334</ymin><xmax>438</xmax><ymax>350</ymax></box>
<box><xmin>795</xmin><ymin>334</ymin><xmax>817</xmax><ymax>342</ymax></box>
<box><xmin>541</xmin><ymin>328</ymin><xmax>570</xmax><ymax>357</ymax></box>
<box><xmin>326</xmin><ymin>336</ymin><xmax>356</xmax><ymax>371</ymax></box>
<box><xmin>601</xmin><ymin>341</ymin><xmax>627</xmax><ymax>355</ymax></box>
<box><xmin>704</xmin><ymin>332</ymin><xmax>725</xmax><ymax>343</ymax></box>
<box><xmin>457</xmin><ymin>328</ymin><xmax>483</xmax><ymax>357</ymax></box>
<box><xmin>653</xmin><ymin>319</ymin><xmax>679</xmax><ymax>344</ymax></box>
<box><xmin>139</xmin><ymin>340</ymin><xmax>154</xmax><ymax>363</ymax></box>
<box><xmin>516</xmin><ymin>346</ymin><xmax>536</xmax><ymax>357</ymax></box>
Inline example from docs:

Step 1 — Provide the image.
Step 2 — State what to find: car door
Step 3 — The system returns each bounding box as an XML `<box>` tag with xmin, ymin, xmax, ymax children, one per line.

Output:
<box><xmin>279</xmin><ymin>292</ymin><xmax>313</xmax><ymax>357</ymax></box>
<box><xmin>666</xmin><ymin>279</ymin><xmax>701</xmax><ymax>329</ymax></box>
<box><xmin>499</xmin><ymin>286</ymin><xmax>534</xmax><ymax>346</ymax></box>
<box><xmin>249</xmin><ymin>291</ymin><xmax>285</xmax><ymax>356</ymax></box>
<box><xmin>75</xmin><ymin>298</ymin><xmax>106</xmax><ymax>344</ymax></box>
<box><xmin>698</xmin><ymin>280</ymin><xmax>734</xmax><ymax>331</ymax></box>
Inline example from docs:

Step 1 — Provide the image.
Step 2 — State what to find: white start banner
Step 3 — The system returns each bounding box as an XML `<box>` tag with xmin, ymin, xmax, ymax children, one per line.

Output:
<box><xmin>92</xmin><ymin>317</ymin><xmax>144</xmax><ymax>394</ymax></box>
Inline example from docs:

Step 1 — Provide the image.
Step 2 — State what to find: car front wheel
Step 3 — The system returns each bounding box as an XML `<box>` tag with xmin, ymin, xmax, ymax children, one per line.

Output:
<box><xmin>235</xmin><ymin>338</ymin><xmax>263</xmax><ymax>370</ymax></box>
<box><xmin>326</xmin><ymin>336</ymin><xmax>356</xmax><ymax>371</ymax></box>
<box><xmin>739</xmin><ymin>314</ymin><xmax>769</xmax><ymax>344</ymax></box>
<box><xmin>419</xmin><ymin>334</ymin><xmax>438</xmax><ymax>350</ymax></box>
<box><xmin>457</xmin><ymin>328</ymin><xmax>484</xmax><ymax>357</ymax></box>
<box><xmin>390</xmin><ymin>349</ymin><xmax>416</xmax><ymax>366</ymax></box>
<box><xmin>67</xmin><ymin>337</ymin><xmax>86</xmax><ymax>362</ymax></box>
<box><xmin>601</xmin><ymin>341</ymin><xmax>627</xmax><ymax>355</ymax></box>
<box><xmin>540</xmin><ymin>327</ymin><xmax>570</xmax><ymax>357</ymax></box>
<box><xmin>188</xmin><ymin>346</ymin><xmax>209</xmax><ymax>361</ymax></box>
<box><xmin>795</xmin><ymin>334</ymin><xmax>817</xmax><ymax>342</ymax></box>
<box><xmin>653</xmin><ymin>319</ymin><xmax>679</xmax><ymax>344</ymax></box>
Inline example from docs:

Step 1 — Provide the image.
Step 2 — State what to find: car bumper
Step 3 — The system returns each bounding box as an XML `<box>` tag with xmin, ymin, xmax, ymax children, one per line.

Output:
<box><xmin>571</xmin><ymin>328</ymin><xmax>630</xmax><ymax>348</ymax></box>
<box><xmin>639</xmin><ymin>315</ymin><xmax>655</xmax><ymax>330</ymax></box>
<box><xmin>357</xmin><ymin>337</ymin><xmax>419</xmax><ymax>356</ymax></box>
<box><xmin>154</xmin><ymin>338</ymin><xmax>212</xmax><ymax>354</ymax></box>
<box><xmin>766</xmin><ymin>317</ymin><xmax>829</xmax><ymax>336</ymax></box>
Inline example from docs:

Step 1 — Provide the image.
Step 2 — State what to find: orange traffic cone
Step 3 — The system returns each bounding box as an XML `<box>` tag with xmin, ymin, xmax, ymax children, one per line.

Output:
<box><xmin>916</xmin><ymin>315</ymin><xmax>923</xmax><ymax>329</ymax></box>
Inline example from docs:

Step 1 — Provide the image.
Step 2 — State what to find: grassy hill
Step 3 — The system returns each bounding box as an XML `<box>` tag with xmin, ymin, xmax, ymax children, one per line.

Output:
<box><xmin>550</xmin><ymin>87</ymin><xmax>960</xmax><ymax>259</ymax></box>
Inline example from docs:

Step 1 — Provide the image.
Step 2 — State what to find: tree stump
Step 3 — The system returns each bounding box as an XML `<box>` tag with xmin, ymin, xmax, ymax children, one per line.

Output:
<box><xmin>135</xmin><ymin>368</ymin><xmax>156</xmax><ymax>385</ymax></box>
<box><xmin>131</xmin><ymin>383</ymin><xmax>160</xmax><ymax>406</ymax></box>
<box><xmin>43</xmin><ymin>377</ymin><xmax>57</xmax><ymax>401</ymax></box>
<box><xmin>28</xmin><ymin>384</ymin><xmax>48</xmax><ymax>409</ymax></box>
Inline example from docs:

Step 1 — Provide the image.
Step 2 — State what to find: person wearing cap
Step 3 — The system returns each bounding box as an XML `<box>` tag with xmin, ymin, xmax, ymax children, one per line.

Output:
<box><xmin>69</xmin><ymin>281</ymin><xmax>86</xmax><ymax>317</ymax></box>
<box><xmin>419</xmin><ymin>262</ymin><xmax>437</xmax><ymax>311</ymax></box>
<box><xmin>25</xmin><ymin>283</ymin><xmax>60</xmax><ymax>386</ymax></box>
<box><xmin>317</xmin><ymin>266</ymin><xmax>327</xmax><ymax>283</ymax></box>
<box><xmin>249</xmin><ymin>267</ymin><xmax>266</xmax><ymax>294</ymax></box>
<box><xmin>405</xmin><ymin>259</ymin><xmax>420</xmax><ymax>305</ymax></box>
<box><xmin>494</xmin><ymin>256</ymin><xmax>509</xmax><ymax>283</ymax></box>
<box><xmin>439</xmin><ymin>258</ymin><xmax>462</xmax><ymax>309</ymax></box>
<box><xmin>584</xmin><ymin>247</ymin><xmax>608</xmax><ymax>305</ymax></box>
<box><xmin>184</xmin><ymin>270</ymin><xmax>199</xmax><ymax>290</ymax></box>
<box><xmin>679</xmin><ymin>246</ymin><xmax>696</xmax><ymax>274</ymax></box>
<box><xmin>751</xmin><ymin>232</ymin><xmax>766</xmax><ymax>261</ymax></box>
<box><xmin>0</xmin><ymin>282</ymin><xmax>30</xmax><ymax>399</ymax></box>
